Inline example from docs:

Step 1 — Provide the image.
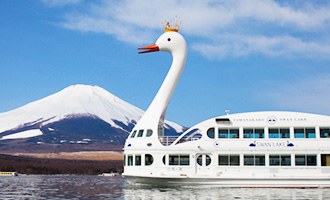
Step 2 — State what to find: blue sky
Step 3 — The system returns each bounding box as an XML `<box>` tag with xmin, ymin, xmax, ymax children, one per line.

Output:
<box><xmin>1</xmin><ymin>0</ymin><xmax>330</xmax><ymax>127</ymax></box>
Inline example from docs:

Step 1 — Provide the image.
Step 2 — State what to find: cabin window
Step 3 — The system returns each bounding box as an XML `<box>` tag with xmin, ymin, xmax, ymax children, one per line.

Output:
<box><xmin>197</xmin><ymin>155</ymin><xmax>211</xmax><ymax>166</ymax></box>
<box><xmin>137</xmin><ymin>130</ymin><xmax>144</xmax><ymax>137</ymax></box>
<box><xmin>145</xmin><ymin>154</ymin><xmax>153</xmax><ymax>166</ymax></box>
<box><xmin>244</xmin><ymin>155</ymin><xmax>265</xmax><ymax>166</ymax></box>
<box><xmin>218</xmin><ymin>154</ymin><xmax>240</xmax><ymax>166</ymax></box>
<box><xmin>255</xmin><ymin>128</ymin><xmax>264</xmax><ymax>138</ymax></box>
<box><xmin>295</xmin><ymin>155</ymin><xmax>317</xmax><ymax>166</ymax></box>
<box><xmin>128</xmin><ymin>155</ymin><xmax>133</xmax><ymax>166</ymax></box>
<box><xmin>206</xmin><ymin>155</ymin><xmax>211</xmax><ymax>166</ymax></box>
<box><xmin>281</xmin><ymin>128</ymin><xmax>290</xmax><ymax>138</ymax></box>
<box><xmin>207</xmin><ymin>128</ymin><xmax>215</xmax><ymax>139</ymax></box>
<box><xmin>135</xmin><ymin>155</ymin><xmax>141</xmax><ymax>166</ymax></box>
<box><xmin>162</xmin><ymin>155</ymin><xmax>166</xmax><ymax>165</ymax></box>
<box><xmin>269</xmin><ymin>155</ymin><xmax>291</xmax><ymax>166</ymax></box>
<box><xmin>146</xmin><ymin>129</ymin><xmax>153</xmax><ymax>137</ymax></box>
<box><xmin>218</xmin><ymin>128</ymin><xmax>228</xmax><ymax>138</ymax></box>
<box><xmin>268</xmin><ymin>128</ymin><xmax>290</xmax><ymax>138</ymax></box>
<box><xmin>243</xmin><ymin>128</ymin><xmax>264</xmax><ymax>138</ymax></box>
<box><xmin>320</xmin><ymin>128</ymin><xmax>330</xmax><ymax>138</ymax></box>
<box><xmin>321</xmin><ymin>154</ymin><xmax>330</xmax><ymax>166</ymax></box>
<box><xmin>244</xmin><ymin>129</ymin><xmax>253</xmax><ymax>139</ymax></box>
<box><xmin>218</xmin><ymin>128</ymin><xmax>239</xmax><ymax>139</ymax></box>
<box><xmin>124</xmin><ymin>154</ymin><xmax>126</xmax><ymax>166</ymax></box>
<box><xmin>244</xmin><ymin>155</ymin><xmax>254</xmax><ymax>165</ymax></box>
<box><xmin>169</xmin><ymin>155</ymin><xmax>179</xmax><ymax>165</ymax></box>
<box><xmin>181</xmin><ymin>155</ymin><xmax>190</xmax><ymax>165</ymax></box>
<box><xmin>294</xmin><ymin>128</ymin><xmax>316</xmax><ymax>138</ymax></box>
<box><xmin>169</xmin><ymin>154</ymin><xmax>190</xmax><ymax>166</ymax></box>
<box><xmin>197</xmin><ymin>155</ymin><xmax>203</xmax><ymax>166</ymax></box>
<box><xmin>130</xmin><ymin>130</ymin><xmax>137</xmax><ymax>138</ymax></box>
<box><xmin>268</xmin><ymin>128</ymin><xmax>279</xmax><ymax>138</ymax></box>
<box><xmin>306</xmin><ymin>128</ymin><xmax>316</xmax><ymax>138</ymax></box>
<box><xmin>294</xmin><ymin>128</ymin><xmax>304</xmax><ymax>138</ymax></box>
<box><xmin>295</xmin><ymin>155</ymin><xmax>305</xmax><ymax>165</ymax></box>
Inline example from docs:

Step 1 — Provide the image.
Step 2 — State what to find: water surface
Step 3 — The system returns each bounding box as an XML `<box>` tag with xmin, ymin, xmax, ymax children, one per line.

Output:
<box><xmin>1</xmin><ymin>175</ymin><xmax>330</xmax><ymax>199</ymax></box>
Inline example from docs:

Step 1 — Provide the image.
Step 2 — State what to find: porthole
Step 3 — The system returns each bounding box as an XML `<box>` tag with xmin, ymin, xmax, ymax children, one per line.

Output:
<box><xmin>146</xmin><ymin>129</ymin><xmax>153</xmax><ymax>137</ymax></box>
<box><xmin>207</xmin><ymin>128</ymin><xmax>215</xmax><ymax>139</ymax></box>
<box><xmin>206</xmin><ymin>155</ymin><xmax>211</xmax><ymax>166</ymax></box>
<box><xmin>197</xmin><ymin>154</ymin><xmax>212</xmax><ymax>166</ymax></box>
<box><xmin>145</xmin><ymin>154</ymin><xmax>154</xmax><ymax>166</ymax></box>
<box><xmin>197</xmin><ymin>155</ymin><xmax>203</xmax><ymax>166</ymax></box>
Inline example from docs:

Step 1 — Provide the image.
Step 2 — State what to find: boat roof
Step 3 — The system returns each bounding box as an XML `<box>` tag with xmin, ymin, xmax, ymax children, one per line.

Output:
<box><xmin>188</xmin><ymin>111</ymin><xmax>330</xmax><ymax>131</ymax></box>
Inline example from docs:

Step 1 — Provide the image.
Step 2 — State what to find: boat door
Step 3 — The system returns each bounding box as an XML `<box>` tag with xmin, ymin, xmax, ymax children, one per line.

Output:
<box><xmin>196</xmin><ymin>154</ymin><xmax>212</xmax><ymax>175</ymax></box>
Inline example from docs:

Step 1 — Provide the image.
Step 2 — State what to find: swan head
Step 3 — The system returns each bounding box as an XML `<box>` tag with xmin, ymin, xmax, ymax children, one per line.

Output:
<box><xmin>138</xmin><ymin>32</ymin><xmax>187</xmax><ymax>54</ymax></box>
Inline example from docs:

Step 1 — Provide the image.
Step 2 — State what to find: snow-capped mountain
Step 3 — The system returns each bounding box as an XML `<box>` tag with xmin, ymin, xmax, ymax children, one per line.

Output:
<box><xmin>0</xmin><ymin>84</ymin><xmax>185</xmax><ymax>151</ymax></box>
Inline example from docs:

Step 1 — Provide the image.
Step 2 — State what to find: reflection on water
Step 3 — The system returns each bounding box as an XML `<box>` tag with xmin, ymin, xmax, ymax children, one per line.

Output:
<box><xmin>0</xmin><ymin>175</ymin><xmax>125</xmax><ymax>199</ymax></box>
<box><xmin>124</xmin><ymin>185</ymin><xmax>330</xmax><ymax>200</ymax></box>
<box><xmin>1</xmin><ymin>175</ymin><xmax>330</xmax><ymax>199</ymax></box>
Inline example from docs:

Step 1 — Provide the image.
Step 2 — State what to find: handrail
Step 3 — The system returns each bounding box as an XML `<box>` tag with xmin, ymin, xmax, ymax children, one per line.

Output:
<box><xmin>158</xmin><ymin>136</ymin><xmax>178</xmax><ymax>146</ymax></box>
<box><xmin>159</xmin><ymin>135</ymin><xmax>201</xmax><ymax>146</ymax></box>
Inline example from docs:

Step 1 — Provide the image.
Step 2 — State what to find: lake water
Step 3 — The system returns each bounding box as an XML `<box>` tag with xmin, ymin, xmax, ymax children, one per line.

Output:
<box><xmin>1</xmin><ymin>175</ymin><xmax>330</xmax><ymax>200</ymax></box>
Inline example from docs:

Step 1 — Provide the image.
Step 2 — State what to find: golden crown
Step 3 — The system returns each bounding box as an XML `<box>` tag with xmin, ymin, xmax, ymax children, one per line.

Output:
<box><xmin>162</xmin><ymin>19</ymin><xmax>181</xmax><ymax>32</ymax></box>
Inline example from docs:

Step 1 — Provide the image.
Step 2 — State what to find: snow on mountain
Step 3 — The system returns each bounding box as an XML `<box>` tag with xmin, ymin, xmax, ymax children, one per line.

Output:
<box><xmin>0</xmin><ymin>129</ymin><xmax>43</xmax><ymax>140</ymax></box>
<box><xmin>0</xmin><ymin>84</ymin><xmax>185</xmax><ymax>139</ymax></box>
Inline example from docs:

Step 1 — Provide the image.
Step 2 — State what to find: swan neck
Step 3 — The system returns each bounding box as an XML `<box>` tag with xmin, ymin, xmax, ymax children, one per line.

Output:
<box><xmin>135</xmin><ymin>47</ymin><xmax>187</xmax><ymax>135</ymax></box>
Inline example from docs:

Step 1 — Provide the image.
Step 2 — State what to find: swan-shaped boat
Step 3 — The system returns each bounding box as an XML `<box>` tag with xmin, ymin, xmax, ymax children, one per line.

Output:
<box><xmin>122</xmin><ymin>20</ymin><xmax>330</xmax><ymax>187</ymax></box>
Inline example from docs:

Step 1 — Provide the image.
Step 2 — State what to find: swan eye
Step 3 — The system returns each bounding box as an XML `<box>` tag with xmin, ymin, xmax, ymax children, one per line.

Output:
<box><xmin>168</xmin><ymin>38</ymin><xmax>171</xmax><ymax>42</ymax></box>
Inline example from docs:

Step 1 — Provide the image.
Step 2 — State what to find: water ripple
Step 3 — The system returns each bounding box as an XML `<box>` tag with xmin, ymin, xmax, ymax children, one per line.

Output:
<box><xmin>1</xmin><ymin>175</ymin><xmax>330</xmax><ymax>200</ymax></box>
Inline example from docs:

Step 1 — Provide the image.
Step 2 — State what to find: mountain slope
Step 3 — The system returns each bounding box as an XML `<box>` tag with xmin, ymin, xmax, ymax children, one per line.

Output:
<box><xmin>0</xmin><ymin>85</ymin><xmax>143</xmax><ymax>133</ymax></box>
<box><xmin>0</xmin><ymin>84</ymin><xmax>185</xmax><ymax>152</ymax></box>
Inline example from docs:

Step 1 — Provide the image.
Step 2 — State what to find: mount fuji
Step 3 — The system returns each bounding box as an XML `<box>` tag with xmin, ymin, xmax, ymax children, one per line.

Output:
<box><xmin>0</xmin><ymin>84</ymin><xmax>185</xmax><ymax>152</ymax></box>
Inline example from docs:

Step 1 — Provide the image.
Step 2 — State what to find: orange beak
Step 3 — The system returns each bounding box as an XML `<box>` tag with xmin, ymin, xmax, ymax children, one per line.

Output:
<box><xmin>138</xmin><ymin>44</ymin><xmax>159</xmax><ymax>54</ymax></box>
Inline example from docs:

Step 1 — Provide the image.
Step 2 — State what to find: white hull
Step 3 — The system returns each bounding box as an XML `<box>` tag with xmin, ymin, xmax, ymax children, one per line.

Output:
<box><xmin>124</xmin><ymin>175</ymin><xmax>330</xmax><ymax>188</ymax></box>
<box><xmin>124</xmin><ymin>111</ymin><xmax>330</xmax><ymax>187</ymax></box>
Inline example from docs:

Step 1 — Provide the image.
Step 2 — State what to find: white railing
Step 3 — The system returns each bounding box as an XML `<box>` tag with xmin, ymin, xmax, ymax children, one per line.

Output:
<box><xmin>159</xmin><ymin>135</ymin><xmax>202</xmax><ymax>146</ymax></box>
<box><xmin>159</xmin><ymin>136</ymin><xmax>178</xmax><ymax>146</ymax></box>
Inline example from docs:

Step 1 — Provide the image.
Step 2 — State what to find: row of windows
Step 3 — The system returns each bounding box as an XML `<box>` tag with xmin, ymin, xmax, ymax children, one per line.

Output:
<box><xmin>207</xmin><ymin>127</ymin><xmax>330</xmax><ymax>139</ymax></box>
<box><xmin>125</xmin><ymin>154</ymin><xmax>153</xmax><ymax>166</ymax></box>
<box><xmin>165</xmin><ymin>154</ymin><xmax>212</xmax><ymax>166</ymax></box>
<box><xmin>125</xmin><ymin>154</ymin><xmax>190</xmax><ymax>166</ymax></box>
<box><xmin>124</xmin><ymin>154</ymin><xmax>330</xmax><ymax>167</ymax></box>
<box><xmin>220</xmin><ymin>154</ymin><xmax>318</xmax><ymax>166</ymax></box>
<box><xmin>130</xmin><ymin>129</ymin><xmax>153</xmax><ymax>138</ymax></box>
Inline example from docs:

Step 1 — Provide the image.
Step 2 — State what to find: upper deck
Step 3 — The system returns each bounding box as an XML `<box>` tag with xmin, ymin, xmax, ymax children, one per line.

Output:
<box><xmin>125</xmin><ymin>111</ymin><xmax>330</xmax><ymax>150</ymax></box>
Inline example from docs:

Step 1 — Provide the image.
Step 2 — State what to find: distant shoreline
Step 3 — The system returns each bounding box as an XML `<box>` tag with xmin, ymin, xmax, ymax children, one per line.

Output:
<box><xmin>0</xmin><ymin>153</ymin><xmax>123</xmax><ymax>175</ymax></box>
<box><xmin>6</xmin><ymin>151</ymin><xmax>124</xmax><ymax>161</ymax></box>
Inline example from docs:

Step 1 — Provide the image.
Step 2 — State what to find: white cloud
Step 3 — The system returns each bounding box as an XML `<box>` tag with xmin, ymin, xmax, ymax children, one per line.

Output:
<box><xmin>51</xmin><ymin>0</ymin><xmax>330</xmax><ymax>59</ymax></box>
<box><xmin>192</xmin><ymin>34</ymin><xmax>330</xmax><ymax>59</ymax></box>
<box><xmin>61</xmin><ymin>15</ymin><xmax>155</xmax><ymax>44</ymax></box>
<box><xmin>231</xmin><ymin>0</ymin><xmax>330</xmax><ymax>29</ymax></box>
<box><xmin>261</xmin><ymin>74</ymin><xmax>330</xmax><ymax>114</ymax></box>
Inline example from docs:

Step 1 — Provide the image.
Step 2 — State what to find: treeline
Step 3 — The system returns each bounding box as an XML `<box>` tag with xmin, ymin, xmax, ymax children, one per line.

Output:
<box><xmin>0</xmin><ymin>154</ymin><xmax>123</xmax><ymax>175</ymax></box>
